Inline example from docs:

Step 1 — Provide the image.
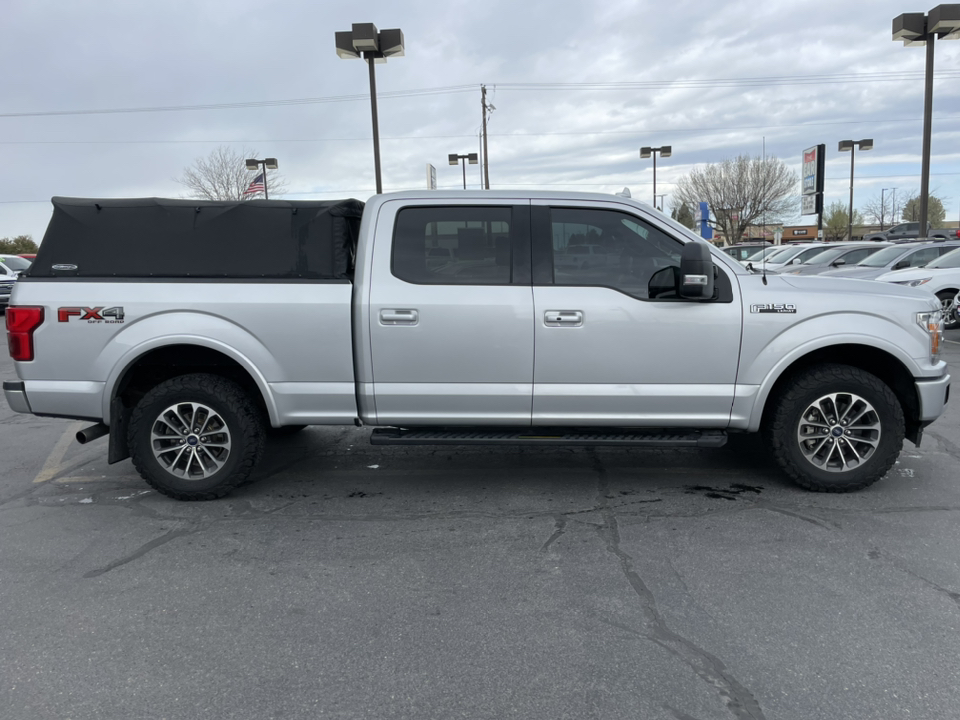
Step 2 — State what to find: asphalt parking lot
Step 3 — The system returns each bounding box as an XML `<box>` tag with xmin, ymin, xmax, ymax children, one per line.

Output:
<box><xmin>2</xmin><ymin>338</ymin><xmax>960</xmax><ymax>720</ymax></box>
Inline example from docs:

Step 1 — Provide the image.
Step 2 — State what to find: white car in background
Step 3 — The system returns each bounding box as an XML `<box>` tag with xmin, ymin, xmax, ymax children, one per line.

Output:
<box><xmin>877</xmin><ymin>246</ymin><xmax>960</xmax><ymax>329</ymax></box>
<box><xmin>748</xmin><ymin>242</ymin><xmax>829</xmax><ymax>272</ymax></box>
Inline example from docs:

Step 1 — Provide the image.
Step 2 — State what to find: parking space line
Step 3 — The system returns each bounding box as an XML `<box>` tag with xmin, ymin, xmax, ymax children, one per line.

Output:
<box><xmin>33</xmin><ymin>422</ymin><xmax>85</xmax><ymax>484</ymax></box>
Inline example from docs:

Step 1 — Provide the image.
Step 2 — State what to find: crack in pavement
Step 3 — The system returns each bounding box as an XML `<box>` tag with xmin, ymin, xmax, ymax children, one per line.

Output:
<box><xmin>83</xmin><ymin>527</ymin><xmax>195</xmax><ymax>578</ymax></box>
<box><xmin>539</xmin><ymin>515</ymin><xmax>567</xmax><ymax>553</ymax></box>
<box><xmin>589</xmin><ymin>451</ymin><xmax>767</xmax><ymax>720</ymax></box>
<box><xmin>868</xmin><ymin>546</ymin><xmax>960</xmax><ymax>611</ymax></box>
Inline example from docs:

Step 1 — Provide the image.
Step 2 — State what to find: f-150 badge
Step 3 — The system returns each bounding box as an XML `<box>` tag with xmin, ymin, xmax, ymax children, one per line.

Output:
<box><xmin>750</xmin><ymin>303</ymin><xmax>797</xmax><ymax>314</ymax></box>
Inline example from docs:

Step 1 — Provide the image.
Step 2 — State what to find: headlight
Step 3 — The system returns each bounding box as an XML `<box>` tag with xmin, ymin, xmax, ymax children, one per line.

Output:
<box><xmin>917</xmin><ymin>310</ymin><xmax>944</xmax><ymax>362</ymax></box>
<box><xmin>893</xmin><ymin>277</ymin><xmax>932</xmax><ymax>287</ymax></box>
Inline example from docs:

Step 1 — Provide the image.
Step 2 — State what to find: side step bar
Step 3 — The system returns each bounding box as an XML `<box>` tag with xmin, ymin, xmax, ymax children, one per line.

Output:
<box><xmin>370</xmin><ymin>427</ymin><xmax>727</xmax><ymax>448</ymax></box>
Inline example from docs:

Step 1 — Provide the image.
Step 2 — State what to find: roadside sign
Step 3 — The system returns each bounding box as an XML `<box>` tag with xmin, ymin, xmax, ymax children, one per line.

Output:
<box><xmin>426</xmin><ymin>163</ymin><xmax>437</xmax><ymax>190</ymax></box>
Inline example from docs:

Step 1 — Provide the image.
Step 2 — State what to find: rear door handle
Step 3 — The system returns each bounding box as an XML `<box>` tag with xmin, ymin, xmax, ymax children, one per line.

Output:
<box><xmin>379</xmin><ymin>309</ymin><xmax>419</xmax><ymax>326</ymax></box>
<box><xmin>544</xmin><ymin>310</ymin><xmax>583</xmax><ymax>327</ymax></box>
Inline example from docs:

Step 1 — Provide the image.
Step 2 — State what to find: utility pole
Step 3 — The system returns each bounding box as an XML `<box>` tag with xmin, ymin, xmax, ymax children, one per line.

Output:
<box><xmin>481</xmin><ymin>85</ymin><xmax>492</xmax><ymax>190</ymax></box>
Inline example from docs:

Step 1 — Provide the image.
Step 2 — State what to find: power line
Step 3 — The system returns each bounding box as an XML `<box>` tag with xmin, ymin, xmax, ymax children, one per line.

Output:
<box><xmin>3</xmin><ymin>69</ymin><xmax>958</xmax><ymax>120</ymax></box>
<box><xmin>4</xmin><ymin>115</ymin><xmax>960</xmax><ymax>147</ymax></box>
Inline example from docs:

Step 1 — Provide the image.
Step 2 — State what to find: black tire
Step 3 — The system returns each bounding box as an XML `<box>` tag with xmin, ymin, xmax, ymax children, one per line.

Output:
<box><xmin>936</xmin><ymin>290</ymin><xmax>959</xmax><ymax>330</ymax></box>
<box><xmin>268</xmin><ymin>424</ymin><xmax>308</xmax><ymax>437</ymax></box>
<box><xmin>763</xmin><ymin>364</ymin><xmax>904</xmax><ymax>492</ymax></box>
<box><xmin>128</xmin><ymin>373</ymin><xmax>265</xmax><ymax>501</ymax></box>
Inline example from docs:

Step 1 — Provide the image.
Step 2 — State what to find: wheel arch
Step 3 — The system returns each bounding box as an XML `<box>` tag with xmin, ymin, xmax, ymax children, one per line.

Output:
<box><xmin>756</xmin><ymin>344</ymin><xmax>921</xmax><ymax>444</ymax></box>
<box><xmin>106</xmin><ymin>340</ymin><xmax>278</xmax><ymax>426</ymax></box>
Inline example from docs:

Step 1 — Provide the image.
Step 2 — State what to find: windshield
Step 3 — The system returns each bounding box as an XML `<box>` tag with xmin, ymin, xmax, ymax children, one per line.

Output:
<box><xmin>801</xmin><ymin>246</ymin><xmax>850</xmax><ymax>265</ymax></box>
<box><xmin>0</xmin><ymin>256</ymin><xmax>31</xmax><ymax>271</ymax></box>
<box><xmin>926</xmin><ymin>247</ymin><xmax>960</xmax><ymax>269</ymax></box>
<box><xmin>856</xmin><ymin>245</ymin><xmax>914</xmax><ymax>267</ymax></box>
<box><xmin>764</xmin><ymin>247</ymin><xmax>797</xmax><ymax>263</ymax></box>
<box><xmin>745</xmin><ymin>247</ymin><xmax>779</xmax><ymax>261</ymax></box>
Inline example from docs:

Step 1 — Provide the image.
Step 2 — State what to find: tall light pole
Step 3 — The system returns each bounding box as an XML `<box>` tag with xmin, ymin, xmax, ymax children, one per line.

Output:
<box><xmin>893</xmin><ymin>6</ymin><xmax>960</xmax><ymax>233</ymax></box>
<box><xmin>640</xmin><ymin>146</ymin><xmax>672</xmax><ymax>208</ymax></box>
<box><xmin>449</xmin><ymin>153</ymin><xmax>479</xmax><ymax>189</ymax></box>
<box><xmin>839</xmin><ymin>139</ymin><xmax>873</xmax><ymax>240</ymax></box>
<box><xmin>244</xmin><ymin>157</ymin><xmax>278</xmax><ymax>199</ymax></box>
<box><xmin>335</xmin><ymin>23</ymin><xmax>405</xmax><ymax>195</ymax></box>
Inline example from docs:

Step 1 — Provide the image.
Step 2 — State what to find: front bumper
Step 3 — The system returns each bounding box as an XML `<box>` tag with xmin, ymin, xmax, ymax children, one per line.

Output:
<box><xmin>3</xmin><ymin>381</ymin><xmax>32</xmax><ymax>414</ymax></box>
<box><xmin>917</xmin><ymin>373</ymin><xmax>951</xmax><ymax>422</ymax></box>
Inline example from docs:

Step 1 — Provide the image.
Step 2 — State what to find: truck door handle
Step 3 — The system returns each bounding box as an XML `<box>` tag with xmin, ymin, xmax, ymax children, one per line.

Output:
<box><xmin>544</xmin><ymin>310</ymin><xmax>583</xmax><ymax>327</ymax></box>
<box><xmin>379</xmin><ymin>309</ymin><xmax>419</xmax><ymax>326</ymax></box>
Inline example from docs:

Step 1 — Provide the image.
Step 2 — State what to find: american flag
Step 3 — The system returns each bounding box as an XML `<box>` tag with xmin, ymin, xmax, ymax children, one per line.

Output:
<box><xmin>243</xmin><ymin>172</ymin><xmax>265</xmax><ymax>197</ymax></box>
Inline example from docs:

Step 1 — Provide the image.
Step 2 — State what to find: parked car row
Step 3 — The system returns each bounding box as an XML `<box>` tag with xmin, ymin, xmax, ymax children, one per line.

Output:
<box><xmin>732</xmin><ymin>240</ymin><xmax>960</xmax><ymax>330</ymax></box>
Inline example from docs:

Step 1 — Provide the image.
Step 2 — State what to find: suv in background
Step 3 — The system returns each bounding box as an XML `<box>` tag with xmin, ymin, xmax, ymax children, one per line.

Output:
<box><xmin>864</xmin><ymin>222</ymin><xmax>959</xmax><ymax>243</ymax></box>
<box><xmin>819</xmin><ymin>240</ymin><xmax>960</xmax><ymax>281</ymax></box>
<box><xmin>876</xmin><ymin>246</ymin><xmax>960</xmax><ymax>330</ymax></box>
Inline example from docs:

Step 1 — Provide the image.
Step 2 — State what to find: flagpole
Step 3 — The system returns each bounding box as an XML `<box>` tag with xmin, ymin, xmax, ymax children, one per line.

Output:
<box><xmin>262</xmin><ymin>163</ymin><xmax>269</xmax><ymax>200</ymax></box>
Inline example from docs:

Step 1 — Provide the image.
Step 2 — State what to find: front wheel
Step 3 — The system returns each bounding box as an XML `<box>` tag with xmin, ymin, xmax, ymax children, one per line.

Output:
<box><xmin>128</xmin><ymin>373</ymin><xmax>265</xmax><ymax>500</ymax></box>
<box><xmin>764</xmin><ymin>364</ymin><xmax>904</xmax><ymax>492</ymax></box>
<box><xmin>936</xmin><ymin>291</ymin><xmax>959</xmax><ymax>330</ymax></box>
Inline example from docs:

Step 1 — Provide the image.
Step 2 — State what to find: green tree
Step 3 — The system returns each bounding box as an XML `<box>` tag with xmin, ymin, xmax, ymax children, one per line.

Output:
<box><xmin>670</xmin><ymin>202</ymin><xmax>697</xmax><ymax>230</ymax></box>
<box><xmin>824</xmin><ymin>201</ymin><xmax>863</xmax><ymax>242</ymax></box>
<box><xmin>901</xmin><ymin>193</ymin><xmax>946</xmax><ymax>226</ymax></box>
<box><xmin>0</xmin><ymin>235</ymin><xmax>37</xmax><ymax>254</ymax></box>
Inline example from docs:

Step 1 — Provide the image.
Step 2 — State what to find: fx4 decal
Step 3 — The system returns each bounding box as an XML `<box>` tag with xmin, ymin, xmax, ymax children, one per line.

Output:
<box><xmin>58</xmin><ymin>306</ymin><xmax>125</xmax><ymax>324</ymax></box>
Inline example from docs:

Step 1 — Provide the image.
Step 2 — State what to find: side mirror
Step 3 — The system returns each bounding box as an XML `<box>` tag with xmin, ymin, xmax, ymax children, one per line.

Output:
<box><xmin>832</xmin><ymin>259</ymin><xmax>846</xmax><ymax>267</ymax></box>
<box><xmin>893</xmin><ymin>260</ymin><xmax>910</xmax><ymax>270</ymax></box>
<box><xmin>679</xmin><ymin>241</ymin><xmax>715</xmax><ymax>299</ymax></box>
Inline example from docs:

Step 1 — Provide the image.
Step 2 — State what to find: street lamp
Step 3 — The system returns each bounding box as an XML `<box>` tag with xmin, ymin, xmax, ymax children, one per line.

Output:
<box><xmin>640</xmin><ymin>146</ymin><xmax>672</xmax><ymax>208</ymax></box>
<box><xmin>893</xmin><ymin>5</ymin><xmax>960</xmax><ymax>233</ymax></box>
<box><xmin>838</xmin><ymin>139</ymin><xmax>873</xmax><ymax>240</ymax></box>
<box><xmin>335</xmin><ymin>23</ymin><xmax>405</xmax><ymax>195</ymax></box>
<box><xmin>244</xmin><ymin>157</ymin><xmax>278</xmax><ymax>199</ymax></box>
<box><xmin>448</xmin><ymin>153</ymin><xmax>478</xmax><ymax>190</ymax></box>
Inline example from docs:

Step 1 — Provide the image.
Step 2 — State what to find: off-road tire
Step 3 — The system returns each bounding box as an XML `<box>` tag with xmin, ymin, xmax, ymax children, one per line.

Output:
<box><xmin>128</xmin><ymin>373</ymin><xmax>265</xmax><ymax>500</ymax></box>
<box><xmin>763</xmin><ymin>363</ymin><xmax>904</xmax><ymax>492</ymax></box>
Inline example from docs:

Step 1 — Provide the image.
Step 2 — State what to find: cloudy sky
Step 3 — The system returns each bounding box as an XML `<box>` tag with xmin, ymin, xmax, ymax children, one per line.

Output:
<box><xmin>3</xmin><ymin>0</ymin><xmax>959</xmax><ymax>242</ymax></box>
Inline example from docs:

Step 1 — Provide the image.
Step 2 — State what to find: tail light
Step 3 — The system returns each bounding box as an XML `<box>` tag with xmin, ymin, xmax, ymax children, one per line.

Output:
<box><xmin>6</xmin><ymin>306</ymin><xmax>45</xmax><ymax>361</ymax></box>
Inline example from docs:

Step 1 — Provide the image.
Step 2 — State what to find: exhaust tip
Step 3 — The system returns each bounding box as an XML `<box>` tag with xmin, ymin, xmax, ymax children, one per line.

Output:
<box><xmin>76</xmin><ymin>423</ymin><xmax>109</xmax><ymax>444</ymax></box>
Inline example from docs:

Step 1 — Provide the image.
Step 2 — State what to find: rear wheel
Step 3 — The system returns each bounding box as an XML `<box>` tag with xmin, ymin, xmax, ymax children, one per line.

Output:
<box><xmin>936</xmin><ymin>291</ymin><xmax>959</xmax><ymax>330</ymax></box>
<box><xmin>128</xmin><ymin>373</ymin><xmax>265</xmax><ymax>500</ymax></box>
<box><xmin>764</xmin><ymin>364</ymin><xmax>904</xmax><ymax>492</ymax></box>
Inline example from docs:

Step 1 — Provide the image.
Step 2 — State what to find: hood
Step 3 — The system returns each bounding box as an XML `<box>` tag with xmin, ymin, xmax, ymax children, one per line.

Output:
<box><xmin>875</xmin><ymin>266</ymin><xmax>960</xmax><ymax>283</ymax></box>
<box><xmin>778</xmin><ymin>273</ymin><xmax>938</xmax><ymax>304</ymax></box>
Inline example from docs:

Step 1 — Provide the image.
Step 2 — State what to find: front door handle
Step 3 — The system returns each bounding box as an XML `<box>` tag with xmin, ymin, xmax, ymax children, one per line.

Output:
<box><xmin>544</xmin><ymin>310</ymin><xmax>583</xmax><ymax>327</ymax></box>
<box><xmin>379</xmin><ymin>309</ymin><xmax>419</xmax><ymax>326</ymax></box>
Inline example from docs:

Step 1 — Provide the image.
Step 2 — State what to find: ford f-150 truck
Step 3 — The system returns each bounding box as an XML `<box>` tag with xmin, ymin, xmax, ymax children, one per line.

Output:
<box><xmin>3</xmin><ymin>192</ymin><xmax>951</xmax><ymax>500</ymax></box>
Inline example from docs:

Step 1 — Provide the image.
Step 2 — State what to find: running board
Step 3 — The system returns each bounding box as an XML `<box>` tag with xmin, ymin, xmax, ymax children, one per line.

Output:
<box><xmin>370</xmin><ymin>427</ymin><xmax>727</xmax><ymax>448</ymax></box>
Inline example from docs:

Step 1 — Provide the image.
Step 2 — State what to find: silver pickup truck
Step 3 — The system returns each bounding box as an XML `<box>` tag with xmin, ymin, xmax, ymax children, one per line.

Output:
<box><xmin>3</xmin><ymin>192</ymin><xmax>951</xmax><ymax>500</ymax></box>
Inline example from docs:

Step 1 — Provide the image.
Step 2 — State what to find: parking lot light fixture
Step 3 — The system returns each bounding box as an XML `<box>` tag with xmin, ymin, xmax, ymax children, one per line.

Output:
<box><xmin>838</xmin><ymin>139</ymin><xmax>873</xmax><ymax>240</ymax></box>
<box><xmin>335</xmin><ymin>23</ymin><xmax>405</xmax><ymax>194</ymax></box>
<box><xmin>244</xmin><ymin>157</ymin><xmax>278</xmax><ymax>199</ymax></box>
<box><xmin>449</xmin><ymin>152</ymin><xmax>479</xmax><ymax>189</ymax></box>
<box><xmin>640</xmin><ymin>146</ymin><xmax>672</xmax><ymax>208</ymax></box>
<box><xmin>893</xmin><ymin>5</ymin><xmax>960</xmax><ymax>233</ymax></box>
